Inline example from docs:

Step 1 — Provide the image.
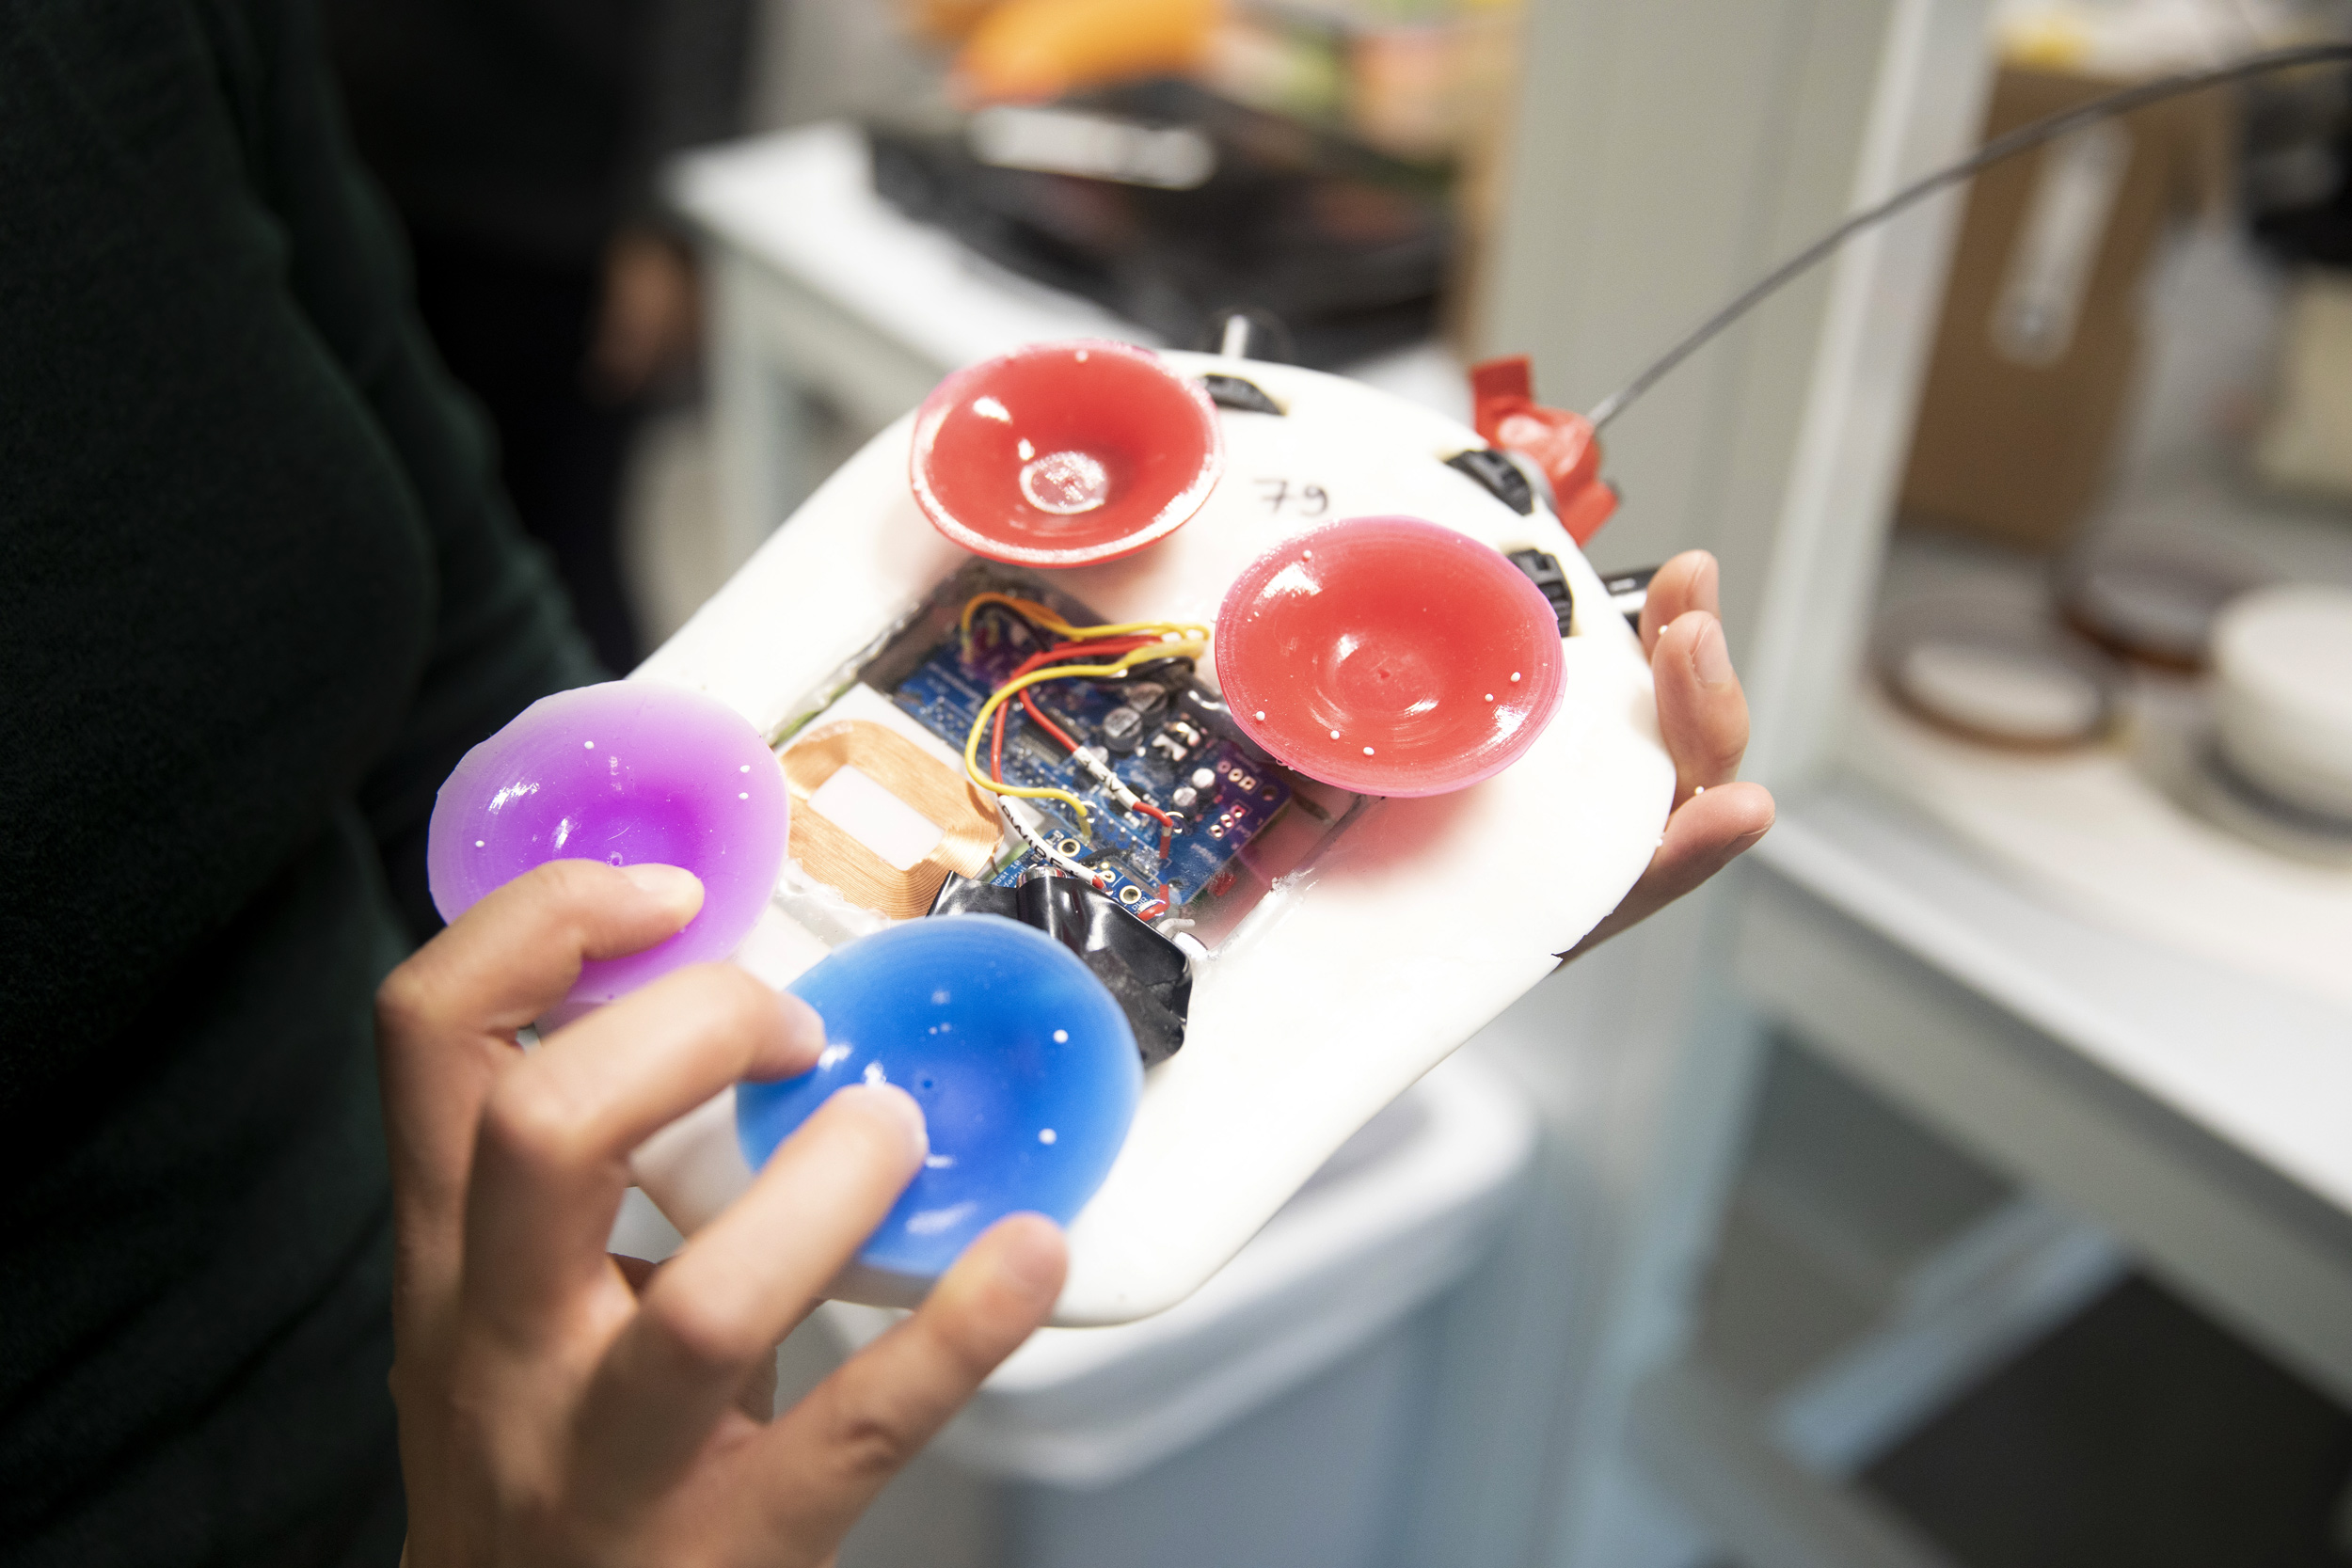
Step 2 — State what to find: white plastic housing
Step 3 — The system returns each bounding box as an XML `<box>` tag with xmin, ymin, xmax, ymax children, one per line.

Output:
<box><xmin>631</xmin><ymin>351</ymin><xmax>1674</xmax><ymax>1324</ymax></box>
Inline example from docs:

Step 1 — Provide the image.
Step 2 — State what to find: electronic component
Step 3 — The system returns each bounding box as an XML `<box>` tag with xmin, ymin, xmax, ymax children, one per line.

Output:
<box><xmin>1122</xmin><ymin>657</ymin><xmax>1196</xmax><ymax>692</ymax></box>
<box><xmin>1446</xmin><ymin>448</ymin><xmax>1534</xmax><ymax>515</ymax></box>
<box><xmin>780</xmin><ymin>719</ymin><xmax>1002</xmax><ymax>917</ymax></box>
<box><xmin>886</xmin><ymin>590</ymin><xmax>1291</xmax><ymax>907</ymax></box>
<box><xmin>1508</xmin><ymin>548</ymin><xmax>1575</xmax><ymax>636</ymax></box>
<box><xmin>1200</xmin><ymin>373</ymin><xmax>1285</xmax><ymax>415</ymax></box>
<box><xmin>1150</xmin><ymin>719</ymin><xmax>1204</xmax><ymax>764</ymax></box>
<box><xmin>1601</xmin><ymin>565</ymin><xmax>1657</xmax><ymax>630</ymax></box>
<box><xmin>1070</xmin><ymin>744</ymin><xmax>1145</xmax><ymax>813</ymax></box>
<box><xmin>1101</xmin><ymin>705</ymin><xmax>1146</xmax><ymax>752</ymax></box>
<box><xmin>1173</xmin><ymin>684</ymin><xmax>1273</xmax><ymax>768</ymax></box>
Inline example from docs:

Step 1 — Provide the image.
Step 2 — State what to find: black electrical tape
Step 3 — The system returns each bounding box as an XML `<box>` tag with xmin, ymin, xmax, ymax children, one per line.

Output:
<box><xmin>929</xmin><ymin>872</ymin><xmax>1194</xmax><ymax>1067</ymax></box>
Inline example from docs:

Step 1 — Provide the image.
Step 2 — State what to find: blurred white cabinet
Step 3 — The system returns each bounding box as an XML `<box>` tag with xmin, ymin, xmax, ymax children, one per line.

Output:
<box><xmin>1458</xmin><ymin>4</ymin><xmax>2352</xmax><ymax>1568</ymax></box>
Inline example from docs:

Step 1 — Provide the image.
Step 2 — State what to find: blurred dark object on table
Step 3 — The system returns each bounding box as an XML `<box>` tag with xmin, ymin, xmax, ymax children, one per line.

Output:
<box><xmin>2244</xmin><ymin>58</ymin><xmax>2352</xmax><ymax>504</ymax></box>
<box><xmin>866</xmin><ymin>78</ymin><xmax>1453</xmax><ymax>367</ymax></box>
<box><xmin>2254</xmin><ymin>129</ymin><xmax>2352</xmax><ymax>263</ymax></box>
<box><xmin>1898</xmin><ymin>62</ymin><xmax>2230</xmax><ymax>554</ymax></box>
<box><xmin>2054</xmin><ymin>531</ymin><xmax>2274</xmax><ymax>673</ymax></box>
<box><xmin>326</xmin><ymin>0</ymin><xmax>757</xmax><ymax>673</ymax></box>
<box><xmin>2246</xmin><ymin>54</ymin><xmax>2352</xmax><ymax>267</ymax></box>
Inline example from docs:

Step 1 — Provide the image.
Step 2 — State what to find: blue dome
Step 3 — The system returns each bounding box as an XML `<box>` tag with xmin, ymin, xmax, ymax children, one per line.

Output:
<box><xmin>738</xmin><ymin>913</ymin><xmax>1142</xmax><ymax>1278</ymax></box>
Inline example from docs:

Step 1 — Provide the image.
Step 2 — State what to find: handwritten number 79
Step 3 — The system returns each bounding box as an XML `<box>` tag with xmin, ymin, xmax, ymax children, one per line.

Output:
<box><xmin>1256</xmin><ymin>479</ymin><xmax>1328</xmax><ymax>516</ymax></box>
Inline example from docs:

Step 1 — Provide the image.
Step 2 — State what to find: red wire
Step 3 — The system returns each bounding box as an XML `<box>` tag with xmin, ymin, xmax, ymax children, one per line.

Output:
<box><xmin>1132</xmin><ymin>801</ymin><xmax>1176</xmax><ymax>859</ymax></box>
<box><xmin>988</xmin><ymin>637</ymin><xmax>1156</xmax><ymax>780</ymax></box>
<box><xmin>1019</xmin><ymin>687</ymin><xmax>1084</xmax><ymax>753</ymax></box>
<box><xmin>982</xmin><ymin>638</ymin><xmax>1180</xmax><ymax>879</ymax></box>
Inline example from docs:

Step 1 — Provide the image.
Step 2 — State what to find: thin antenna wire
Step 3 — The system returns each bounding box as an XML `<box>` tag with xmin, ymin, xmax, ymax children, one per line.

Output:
<box><xmin>1585</xmin><ymin>42</ymin><xmax>2352</xmax><ymax>430</ymax></box>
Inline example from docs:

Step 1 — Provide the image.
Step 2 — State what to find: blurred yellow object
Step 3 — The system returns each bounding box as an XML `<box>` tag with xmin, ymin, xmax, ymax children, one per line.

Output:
<box><xmin>905</xmin><ymin>0</ymin><xmax>1004</xmax><ymax>44</ymax></box>
<box><xmin>958</xmin><ymin>0</ymin><xmax>1220</xmax><ymax>103</ymax></box>
<box><xmin>1999</xmin><ymin>12</ymin><xmax>2093</xmax><ymax>71</ymax></box>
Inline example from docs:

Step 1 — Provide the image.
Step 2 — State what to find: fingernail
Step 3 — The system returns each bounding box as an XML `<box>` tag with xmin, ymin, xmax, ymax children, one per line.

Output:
<box><xmin>842</xmin><ymin>1083</ymin><xmax>929</xmax><ymax>1161</ymax></box>
<box><xmin>995</xmin><ymin>1214</ymin><xmax>1069</xmax><ymax>1296</ymax></box>
<box><xmin>1692</xmin><ymin>552</ymin><xmax>1721</xmax><ymax>617</ymax></box>
<box><xmin>1691</xmin><ymin>615</ymin><xmax>1734</xmax><ymax>688</ymax></box>
<box><xmin>617</xmin><ymin>863</ymin><xmax>703</xmax><ymax>918</ymax></box>
<box><xmin>775</xmin><ymin>989</ymin><xmax>824</xmax><ymax>1052</ymax></box>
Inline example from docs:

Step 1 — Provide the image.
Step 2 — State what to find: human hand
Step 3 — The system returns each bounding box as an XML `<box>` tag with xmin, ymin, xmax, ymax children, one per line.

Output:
<box><xmin>1561</xmin><ymin>550</ymin><xmax>1774</xmax><ymax>961</ymax></box>
<box><xmin>588</xmin><ymin>228</ymin><xmax>701</xmax><ymax>403</ymax></box>
<box><xmin>376</xmin><ymin>860</ymin><xmax>1067</xmax><ymax>1566</ymax></box>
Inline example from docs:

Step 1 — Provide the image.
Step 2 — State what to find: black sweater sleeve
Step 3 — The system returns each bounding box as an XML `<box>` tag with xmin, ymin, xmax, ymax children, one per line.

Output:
<box><xmin>222</xmin><ymin>0</ymin><xmax>607</xmax><ymax>936</ymax></box>
<box><xmin>0</xmin><ymin>4</ymin><xmax>594</xmax><ymax>1559</ymax></box>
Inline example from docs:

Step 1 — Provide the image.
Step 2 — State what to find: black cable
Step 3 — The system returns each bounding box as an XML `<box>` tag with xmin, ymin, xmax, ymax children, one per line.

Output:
<box><xmin>1586</xmin><ymin>41</ymin><xmax>2352</xmax><ymax>430</ymax></box>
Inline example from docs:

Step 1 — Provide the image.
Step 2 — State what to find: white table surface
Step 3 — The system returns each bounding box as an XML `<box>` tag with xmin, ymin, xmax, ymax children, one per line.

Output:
<box><xmin>668</xmin><ymin>120</ymin><xmax>1472</xmax><ymax>423</ymax></box>
<box><xmin>1756</xmin><ymin>781</ymin><xmax>2352</xmax><ymax>1225</ymax></box>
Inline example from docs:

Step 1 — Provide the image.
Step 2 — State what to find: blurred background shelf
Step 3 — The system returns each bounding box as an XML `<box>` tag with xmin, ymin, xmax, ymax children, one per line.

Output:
<box><xmin>1701</xmin><ymin>1050</ymin><xmax>2126</xmax><ymax>1479</ymax></box>
<box><xmin>1648</xmin><ymin>781</ymin><xmax>2352</xmax><ymax>1568</ymax></box>
<box><xmin>1624</xmin><ymin>1069</ymin><xmax>2126</xmax><ymax>1568</ymax></box>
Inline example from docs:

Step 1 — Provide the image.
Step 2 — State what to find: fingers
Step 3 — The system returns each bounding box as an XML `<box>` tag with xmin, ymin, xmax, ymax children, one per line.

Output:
<box><xmin>463</xmin><ymin>964</ymin><xmax>824</xmax><ymax>1344</ymax></box>
<box><xmin>376</xmin><ymin>860</ymin><xmax>705</xmax><ymax>1339</ymax></box>
<box><xmin>1658</xmin><ymin>780</ymin><xmax>1776</xmax><ymax>894</ymax></box>
<box><xmin>383</xmin><ymin>860</ymin><xmax>706</xmax><ymax>1053</ymax></box>
<box><xmin>754</xmin><ymin>1214</ymin><xmax>1067</xmax><ymax>1544</ymax></box>
<box><xmin>378</xmin><ymin>861</ymin><xmax>706</xmax><ymax>1213</ymax></box>
<box><xmin>1560</xmin><ymin>781</ymin><xmax>1774</xmax><ymax>962</ymax></box>
<box><xmin>1562</xmin><ymin>591</ymin><xmax>1767</xmax><ymax>964</ymax></box>
<box><xmin>1652</xmin><ymin>610</ymin><xmax>1749</xmax><ymax>805</ymax></box>
<box><xmin>1638</xmin><ymin>550</ymin><xmax>1720</xmax><ymax>657</ymax></box>
<box><xmin>574</xmin><ymin>1085</ymin><xmax>929</xmax><ymax>1491</ymax></box>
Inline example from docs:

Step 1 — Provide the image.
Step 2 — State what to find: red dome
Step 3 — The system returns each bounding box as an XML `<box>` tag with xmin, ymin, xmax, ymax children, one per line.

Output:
<box><xmin>1216</xmin><ymin>516</ymin><xmax>1567</xmax><ymax>797</ymax></box>
<box><xmin>910</xmin><ymin>340</ymin><xmax>1223</xmax><ymax>567</ymax></box>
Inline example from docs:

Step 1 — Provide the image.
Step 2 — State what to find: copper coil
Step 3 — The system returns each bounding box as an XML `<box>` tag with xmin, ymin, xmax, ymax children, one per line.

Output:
<box><xmin>780</xmin><ymin>721</ymin><xmax>1003</xmax><ymax>918</ymax></box>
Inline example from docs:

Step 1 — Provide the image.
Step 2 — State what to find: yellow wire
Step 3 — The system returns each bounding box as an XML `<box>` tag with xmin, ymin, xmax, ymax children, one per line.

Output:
<box><xmin>959</xmin><ymin>592</ymin><xmax>1209</xmax><ymax>650</ymax></box>
<box><xmin>963</xmin><ymin>641</ymin><xmax>1208</xmax><ymax>833</ymax></box>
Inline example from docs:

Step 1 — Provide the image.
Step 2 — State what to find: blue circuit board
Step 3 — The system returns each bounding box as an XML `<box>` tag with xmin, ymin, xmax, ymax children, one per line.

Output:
<box><xmin>889</xmin><ymin>613</ymin><xmax>1290</xmax><ymax>909</ymax></box>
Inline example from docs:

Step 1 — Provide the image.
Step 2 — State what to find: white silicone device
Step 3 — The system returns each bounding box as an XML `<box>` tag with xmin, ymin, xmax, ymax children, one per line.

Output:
<box><xmin>625</xmin><ymin>350</ymin><xmax>1674</xmax><ymax>1325</ymax></box>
